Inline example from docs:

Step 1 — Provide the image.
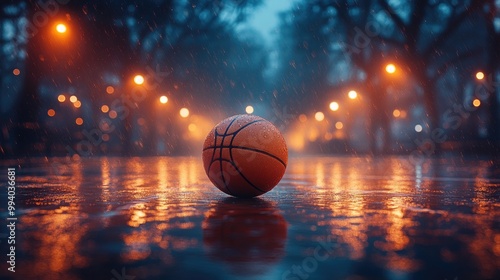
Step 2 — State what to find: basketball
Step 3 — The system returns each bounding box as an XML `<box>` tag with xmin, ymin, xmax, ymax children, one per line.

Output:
<box><xmin>202</xmin><ymin>114</ymin><xmax>288</xmax><ymax>198</ymax></box>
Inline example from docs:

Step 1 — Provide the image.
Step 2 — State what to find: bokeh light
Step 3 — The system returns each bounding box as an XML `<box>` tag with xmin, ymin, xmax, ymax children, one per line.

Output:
<box><xmin>74</xmin><ymin>101</ymin><xmax>82</xmax><ymax>108</ymax></box>
<box><xmin>473</xmin><ymin>99</ymin><xmax>481</xmax><ymax>107</ymax></box>
<box><xmin>335</xmin><ymin>121</ymin><xmax>344</xmax><ymax>129</ymax></box>
<box><xmin>101</xmin><ymin>105</ymin><xmax>109</xmax><ymax>113</ymax></box>
<box><xmin>47</xmin><ymin>109</ymin><xmax>55</xmax><ymax>117</ymax></box>
<box><xmin>315</xmin><ymin>111</ymin><xmax>325</xmax><ymax>121</ymax></box>
<box><xmin>57</xmin><ymin>94</ymin><xmax>66</xmax><ymax>102</ymax></box>
<box><xmin>476</xmin><ymin>71</ymin><xmax>484</xmax><ymax>80</ymax></box>
<box><xmin>109</xmin><ymin>110</ymin><xmax>118</xmax><ymax>119</ymax></box>
<box><xmin>106</xmin><ymin>86</ymin><xmax>115</xmax><ymax>94</ymax></box>
<box><xmin>348</xmin><ymin>90</ymin><xmax>358</xmax><ymax>99</ymax></box>
<box><xmin>188</xmin><ymin>123</ymin><xmax>197</xmax><ymax>132</ymax></box>
<box><xmin>385</xmin><ymin>63</ymin><xmax>396</xmax><ymax>74</ymax></box>
<box><xmin>69</xmin><ymin>95</ymin><xmax>77</xmax><ymax>103</ymax></box>
<box><xmin>393</xmin><ymin>109</ymin><xmax>401</xmax><ymax>118</ymax></box>
<box><xmin>160</xmin><ymin>96</ymin><xmax>168</xmax><ymax>104</ymax></box>
<box><xmin>415</xmin><ymin>124</ymin><xmax>423</xmax><ymax>132</ymax></box>
<box><xmin>329</xmin><ymin>102</ymin><xmax>339</xmax><ymax>111</ymax></box>
<box><xmin>13</xmin><ymin>68</ymin><xmax>20</xmax><ymax>76</ymax></box>
<box><xmin>56</xmin><ymin>23</ymin><xmax>67</xmax><ymax>33</ymax></box>
<box><xmin>245</xmin><ymin>105</ymin><xmax>254</xmax><ymax>114</ymax></box>
<box><xmin>299</xmin><ymin>114</ymin><xmax>307</xmax><ymax>123</ymax></box>
<box><xmin>180</xmin><ymin>108</ymin><xmax>190</xmax><ymax>118</ymax></box>
<box><xmin>134</xmin><ymin>75</ymin><xmax>145</xmax><ymax>85</ymax></box>
<box><xmin>75</xmin><ymin>118</ymin><xmax>83</xmax><ymax>125</ymax></box>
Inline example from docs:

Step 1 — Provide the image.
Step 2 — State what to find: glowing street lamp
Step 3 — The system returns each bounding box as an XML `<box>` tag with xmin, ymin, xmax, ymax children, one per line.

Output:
<box><xmin>329</xmin><ymin>102</ymin><xmax>339</xmax><ymax>112</ymax></box>
<box><xmin>56</xmin><ymin>23</ymin><xmax>67</xmax><ymax>34</ymax></box>
<box><xmin>473</xmin><ymin>99</ymin><xmax>481</xmax><ymax>107</ymax></box>
<box><xmin>134</xmin><ymin>75</ymin><xmax>144</xmax><ymax>85</ymax></box>
<box><xmin>385</xmin><ymin>63</ymin><xmax>396</xmax><ymax>74</ymax></box>
<box><xmin>57</xmin><ymin>94</ymin><xmax>66</xmax><ymax>102</ymax></box>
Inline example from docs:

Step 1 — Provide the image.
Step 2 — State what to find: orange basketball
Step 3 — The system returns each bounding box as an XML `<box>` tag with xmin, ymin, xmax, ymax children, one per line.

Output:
<box><xmin>202</xmin><ymin>114</ymin><xmax>288</xmax><ymax>197</ymax></box>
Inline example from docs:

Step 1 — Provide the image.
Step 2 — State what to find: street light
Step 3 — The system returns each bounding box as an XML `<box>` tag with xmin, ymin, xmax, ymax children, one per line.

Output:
<box><xmin>180</xmin><ymin>108</ymin><xmax>190</xmax><ymax>118</ymax></box>
<box><xmin>385</xmin><ymin>63</ymin><xmax>396</xmax><ymax>74</ymax></box>
<box><xmin>473</xmin><ymin>99</ymin><xmax>481</xmax><ymax>107</ymax></box>
<box><xmin>315</xmin><ymin>111</ymin><xmax>325</xmax><ymax>121</ymax></box>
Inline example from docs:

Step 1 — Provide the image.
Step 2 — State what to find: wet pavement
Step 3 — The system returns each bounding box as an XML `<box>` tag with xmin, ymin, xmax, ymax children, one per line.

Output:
<box><xmin>0</xmin><ymin>156</ymin><xmax>499</xmax><ymax>280</ymax></box>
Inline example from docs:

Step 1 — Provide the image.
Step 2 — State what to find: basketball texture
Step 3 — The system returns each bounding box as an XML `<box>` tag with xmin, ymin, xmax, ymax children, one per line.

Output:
<box><xmin>202</xmin><ymin>114</ymin><xmax>288</xmax><ymax>198</ymax></box>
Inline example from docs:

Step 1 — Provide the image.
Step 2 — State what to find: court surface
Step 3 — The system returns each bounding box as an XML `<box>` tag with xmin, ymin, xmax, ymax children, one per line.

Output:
<box><xmin>1</xmin><ymin>156</ymin><xmax>499</xmax><ymax>280</ymax></box>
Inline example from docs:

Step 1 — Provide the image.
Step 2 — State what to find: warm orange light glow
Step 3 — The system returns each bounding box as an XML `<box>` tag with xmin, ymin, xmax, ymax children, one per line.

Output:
<box><xmin>386</xmin><ymin>63</ymin><xmax>396</xmax><ymax>74</ymax></box>
<box><xmin>57</xmin><ymin>94</ymin><xmax>66</xmax><ymax>102</ymax></box>
<box><xmin>47</xmin><ymin>109</ymin><xmax>56</xmax><ymax>117</ymax></box>
<box><xmin>476</xmin><ymin>71</ymin><xmax>485</xmax><ymax>80</ymax></box>
<box><xmin>69</xmin><ymin>95</ymin><xmax>77</xmax><ymax>103</ymax></box>
<box><xmin>56</xmin><ymin>23</ymin><xmax>67</xmax><ymax>34</ymax></box>
<box><xmin>335</xmin><ymin>121</ymin><xmax>344</xmax><ymax>129</ymax></box>
<box><xmin>134</xmin><ymin>75</ymin><xmax>144</xmax><ymax>85</ymax></box>
<box><xmin>159</xmin><ymin>96</ymin><xmax>168</xmax><ymax>104</ymax></box>
<box><xmin>102</xmin><ymin>134</ymin><xmax>110</xmax><ymax>142</ymax></box>
<box><xmin>188</xmin><ymin>123</ymin><xmax>197</xmax><ymax>132</ymax></box>
<box><xmin>473</xmin><ymin>99</ymin><xmax>481</xmax><ymax>107</ymax></box>
<box><xmin>101</xmin><ymin>105</ymin><xmax>109</xmax><ymax>113</ymax></box>
<box><xmin>180</xmin><ymin>108</ymin><xmax>190</xmax><ymax>118</ymax></box>
<box><xmin>74</xmin><ymin>101</ymin><xmax>82</xmax><ymax>108</ymax></box>
<box><xmin>348</xmin><ymin>90</ymin><xmax>358</xmax><ymax>99</ymax></box>
<box><xmin>106</xmin><ymin>86</ymin><xmax>115</xmax><ymax>94</ymax></box>
<box><xmin>13</xmin><ymin>68</ymin><xmax>20</xmax><ymax>76</ymax></box>
<box><xmin>245</xmin><ymin>105</ymin><xmax>254</xmax><ymax>114</ymax></box>
<box><xmin>75</xmin><ymin>117</ymin><xmax>83</xmax><ymax>125</ymax></box>
<box><xmin>400</xmin><ymin>110</ymin><xmax>407</xmax><ymax>118</ymax></box>
<box><xmin>109</xmin><ymin>110</ymin><xmax>118</xmax><ymax>119</ymax></box>
<box><xmin>315</xmin><ymin>111</ymin><xmax>325</xmax><ymax>121</ymax></box>
<box><xmin>329</xmin><ymin>102</ymin><xmax>339</xmax><ymax>111</ymax></box>
<box><xmin>299</xmin><ymin>114</ymin><xmax>307</xmax><ymax>123</ymax></box>
<box><xmin>393</xmin><ymin>109</ymin><xmax>401</xmax><ymax>118</ymax></box>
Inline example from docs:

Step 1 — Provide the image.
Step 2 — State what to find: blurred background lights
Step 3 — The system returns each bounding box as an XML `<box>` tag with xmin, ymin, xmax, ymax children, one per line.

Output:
<box><xmin>315</xmin><ymin>111</ymin><xmax>324</xmax><ymax>121</ymax></box>
<box><xmin>245</xmin><ymin>105</ymin><xmax>254</xmax><ymax>114</ymax></box>
<box><xmin>180</xmin><ymin>108</ymin><xmax>190</xmax><ymax>118</ymax></box>
<box><xmin>475</xmin><ymin>71</ymin><xmax>484</xmax><ymax>80</ymax></box>
<box><xmin>329</xmin><ymin>102</ymin><xmax>339</xmax><ymax>111</ymax></box>
<box><xmin>47</xmin><ymin>109</ymin><xmax>55</xmax><ymax>117</ymax></box>
<box><xmin>56</xmin><ymin>23</ymin><xmax>67</xmax><ymax>33</ymax></box>
<box><xmin>335</xmin><ymin>121</ymin><xmax>344</xmax><ymax>129</ymax></box>
<box><xmin>348</xmin><ymin>90</ymin><xmax>357</xmax><ymax>99</ymax></box>
<box><xmin>57</xmin><ymin>94</ymin><xmax>66</xmax><ymax>102</ymax></box>
<box><xmin>385</xmin><ymin>63</ymin><xmax>396</xmax><ymax>74</ymax></box>
<box><xmin>473</xmin><ymin>99</ymin><xmax>481</xmax><ymax>107</ymax></box>
<box><xmin>12</xmin><ymin>68</ymin><xmax>20</xmax><ymax>76</ymax></box>
<box><xmin>415</xmin><ymin>124</ymin><xmax>423</xmax><ymax>132</ymax></box>
<box><xmin>160</xmin><ymin>96</ymin><xmax>168</xmax><ymax>104</ymax></box>
<box><xmin>101</xmin><ymin>105</ymin><xmax>109</xmax><ymax>113</ymax></box>
<box><xmin>134</xmin><ymin>75</ymin><xmax>144</xmax><ymax>85</ymax></box>
<box><xmin>106</xmin><ymin>86</ymin><xmax>115</xmax><ymax>94</ymax></box>
<box><xmin>69</xmin><ymin>95</ymin><xmax>77</xmax><ymax>103</ymax></box>
<box><xmin>75</xmin><ymin>117</ymin><xmax>83</xmax><ymax>125</ymax></box>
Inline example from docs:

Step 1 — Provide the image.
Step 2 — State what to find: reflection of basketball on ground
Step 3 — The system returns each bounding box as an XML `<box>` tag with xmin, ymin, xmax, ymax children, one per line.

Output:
<box><xmin>202</xmin><ymin>114</ymin><xmax>288</xmax><ymax>198</ymax></box>
<box><xmin>202</xmin><ymin>198</ymin><xmax>288</xmax><ymax>276</ymax></box>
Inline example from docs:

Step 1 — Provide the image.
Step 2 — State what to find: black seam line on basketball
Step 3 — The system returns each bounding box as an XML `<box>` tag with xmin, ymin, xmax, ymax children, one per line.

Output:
<box><xmin>207</xmin><ymin>115</ymin><xmax>240</xmax><ymax>174</ymax></box>
<box><xmin>218</xmin><ymin>115</ymin><xmax>240</xmax><ymax>196</ymax></box>
<box><xmin>222</xmin><ymin>119</ymin><xmax>264</xmax><ymax>136</ymax></box>
<box><xmin>204</xmin><ymin>145</ymin><xmax>287</xmax><ymax>168</ymax></box>
<box><xmin>213</xmin><ymin>158</ymin><xmax>266</xmax><ymax>194</ymax></box>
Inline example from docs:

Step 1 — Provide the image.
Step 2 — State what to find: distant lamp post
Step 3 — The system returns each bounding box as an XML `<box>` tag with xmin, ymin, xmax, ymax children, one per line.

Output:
<box><xmin>133</xmin><ymin>75</ymin><xmax>145</xmax><ymax>85</ymax></box>
<box><xmin>329</xmin><ymin>102</ymin><xmax>339</xmax><ymax>112</ymax></box>
<box><xmin>56</xmin><ymin>23</ymin><xmax>67</xmax><ymax>34</ymax></box>
<box><xmin>315</xmin><ymin>111</ymin><xmax>325</xmax><ymax>122</ymax></box>
<box><xmin>348</xmin><ymin>90</ymin><xmax>358</xmax><ymax>99</ymax></box>
<box><xmin>245</xmin><ymin>105</ymin><xmax>254</xmax><ymax>114</ymax></box>
<box><xmin>475</xmin><ymin>71</ymin><xmax>485</xmax><ymax>80</ymax></box>
<box><xmin>160</xmin><ymin>96</ymin><xmax>168</xmax><ymax>104</ymax></box>
<box><xmin>180</xmin><ymin>108</ymin><xmax>190</xmax><ymax>118</ymax></box>
<box><xmin>385</xmin><ymin>63</ymin><xmax>396</xmax><ymax>74</ymax></box>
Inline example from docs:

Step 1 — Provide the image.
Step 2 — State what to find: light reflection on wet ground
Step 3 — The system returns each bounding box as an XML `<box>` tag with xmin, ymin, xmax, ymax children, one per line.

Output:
<box><xmin>0</xmin><ymin>156</ymin><xmax>499</xmax><ymax>280</ymax></box>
